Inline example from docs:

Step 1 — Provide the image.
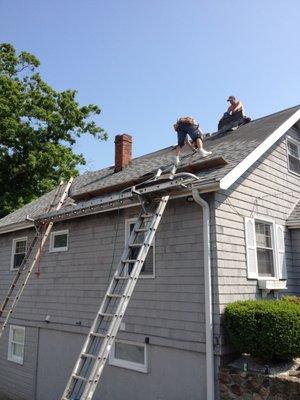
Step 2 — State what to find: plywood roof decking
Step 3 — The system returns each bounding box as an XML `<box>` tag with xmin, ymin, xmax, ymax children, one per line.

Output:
<box><xmin>0</xmin><ymin>105</ymin><xmax>299</xmax><ymax>231</ymax></box>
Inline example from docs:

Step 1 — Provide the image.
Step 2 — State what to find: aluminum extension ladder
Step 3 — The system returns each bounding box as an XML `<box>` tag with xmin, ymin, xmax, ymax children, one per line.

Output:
<box><xmin>61</xmin><ymin>168</ymin><xmax>174</xmax><ymax>400</ymax></box>
<box><xmin>0</xmin><ymin>177</ymin><xmax>74</xmax><ymax>340</ymax></box>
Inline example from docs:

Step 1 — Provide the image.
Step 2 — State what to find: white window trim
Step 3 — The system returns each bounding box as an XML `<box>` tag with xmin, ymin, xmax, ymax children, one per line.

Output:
<box><xmin>109</xmin><ymin>340</ymin><xmax>148</xmax><ymax>373</ymax></box>
<box><xmin>286</xmin><ymin>136</ymin><xmax>300</xmax><ymax>177</ymax></box>
<box><xmin>10</xmin><ymin>237</ymin><xmax>27</xmax><ymax>271</ymax></box>
<box><xmin>125</xmin><ymin>218</ymin><xmax>155</xmax><ymax>279</ymax></box>
<box><xmin>49</xmin><ymin>230</ymin><xmax>69</xmax><ymax>253</ymax></box>
<box><xmin>255</xmin><ymin>218</ymin><xmax>277</xmax><ymax>280</ymax></box>
<box><xmin>7</xmin><ymin>325</ymin><xmax>25</xmax><ymax>365</ymax></box>
<box><xmin>246</xmin><ymin>216</ymin><xmax>286</xmax><ymax>281</ymax></box>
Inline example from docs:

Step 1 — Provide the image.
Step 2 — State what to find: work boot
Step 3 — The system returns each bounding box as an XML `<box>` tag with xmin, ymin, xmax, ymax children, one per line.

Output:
<box><xmin>197</xmin><ymin>149</ymin><xmax>212</xmax><ymax>157</ymax></box>
<box><xmin>174</xmin><ymin>155</ymin><xmax>180</xmax><ymax>165</ymax></box>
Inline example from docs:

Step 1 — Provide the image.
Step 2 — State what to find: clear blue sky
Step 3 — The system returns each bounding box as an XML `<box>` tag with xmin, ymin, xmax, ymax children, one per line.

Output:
<box><xmin>1</xmin><ymin>0</ymin><xmax>299</xmax><ymax>172</ymax></box>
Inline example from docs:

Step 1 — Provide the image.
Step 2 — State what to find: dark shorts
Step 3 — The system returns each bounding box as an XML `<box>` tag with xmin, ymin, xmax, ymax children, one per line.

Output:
<box><xmin>177</xmin><ymin>124</ymin><xmax>203</xmax><ymax>148</ymax></box>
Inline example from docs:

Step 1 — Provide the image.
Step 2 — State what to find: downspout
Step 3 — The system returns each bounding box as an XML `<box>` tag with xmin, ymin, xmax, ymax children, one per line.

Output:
<box><xmin>192</xmin><ymin>189</ymin><xmax>214</xmax><ymax>400</ymax></box>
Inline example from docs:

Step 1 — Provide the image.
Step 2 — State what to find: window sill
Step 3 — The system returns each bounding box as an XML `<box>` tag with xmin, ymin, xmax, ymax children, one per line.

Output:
<box><xmin>258</xmin><ymin>279</ymin><xmax>287</xmax><ymax>297</ymax></box>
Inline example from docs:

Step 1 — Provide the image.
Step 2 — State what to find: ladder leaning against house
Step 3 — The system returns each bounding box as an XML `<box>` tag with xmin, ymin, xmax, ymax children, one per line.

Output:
<box><xmin>61</xmin><ymin>167</ymin><xmax>174</xmax><ymax>400</ymax></box>
<box><xmin>0</xmin><ymin>177</ymin><xmax>74</xmax><ymax>340</ymax></box>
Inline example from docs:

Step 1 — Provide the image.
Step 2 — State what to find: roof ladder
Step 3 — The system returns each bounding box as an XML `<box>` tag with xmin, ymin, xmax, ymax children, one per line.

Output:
<box><xmin>0</xmin><ymin>177</ymin><xmax>74</xmax><ymax>340</ymax></box>
<box><xmin>61</xmin><ymin>167</ymin><xmax>174</xmax><ymax>400</ymax></box>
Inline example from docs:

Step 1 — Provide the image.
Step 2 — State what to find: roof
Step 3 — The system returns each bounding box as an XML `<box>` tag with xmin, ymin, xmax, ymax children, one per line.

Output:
<box><xmin>287</xmin><ymin>200</ymin><xmax>300</xmax><ymax>228</ymax></box>
<box><xmin>1</xmin><ymin>105</ymin><xmax>300</xmax><ymax>233</ymax></box>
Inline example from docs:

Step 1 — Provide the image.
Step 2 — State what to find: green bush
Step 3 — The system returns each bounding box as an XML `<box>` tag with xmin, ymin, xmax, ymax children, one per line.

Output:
<box><xmin>281</xmin><ymin>295</ymin><xmax>300</xmax><ymax>305</ymax></box>
<box><xmin>224</xmin><ymin>300</ymin><xmax>300</xmax><ymax>361</ymax></box>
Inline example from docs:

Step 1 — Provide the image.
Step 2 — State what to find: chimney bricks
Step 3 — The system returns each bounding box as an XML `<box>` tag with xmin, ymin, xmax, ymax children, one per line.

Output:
<box><xmin>114</xmin><ymin>134</ymin><xmax>132</xmax><ymax>172</ymax></box>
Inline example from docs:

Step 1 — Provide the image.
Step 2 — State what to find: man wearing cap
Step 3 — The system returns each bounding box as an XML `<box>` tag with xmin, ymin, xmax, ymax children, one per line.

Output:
<box><xmin>227</xmin><ymin>96</ymin><xmax>244</xmax><ymax>116</ymax></box>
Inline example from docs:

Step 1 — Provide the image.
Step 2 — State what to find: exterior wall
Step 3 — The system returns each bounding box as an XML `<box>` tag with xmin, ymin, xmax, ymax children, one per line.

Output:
<box><xmin>213</xmin><ymin>128</ymin><xmax>300</xmax><ymax>355</ymax></box>
<box><xmin>0</xmin><ymin>325</ymin><xmax>38</xmax><ymax>400</ymax></box>
<box><xmin>36</xmin><ymin>328</ymin><xmax>207</xmax><ymax>400</ymax></box>
<box><xmin>290</xmin><ymin>229</ymin><xmax>300</xmax><ymax>294</ymax></box>
<box><xmin>0</xmin><ymin>197</ymin><xmax>207</xmax><ymax>399</ymax></box>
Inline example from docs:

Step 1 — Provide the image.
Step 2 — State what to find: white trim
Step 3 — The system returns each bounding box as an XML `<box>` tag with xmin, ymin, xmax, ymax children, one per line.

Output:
<box><xmin>286</xmin><ymin>135</ymin><xmax>300</xmax><ymax>176</ymax></box>
<box><xmin>125</xmin><ymin>218</ymin><xmax>155</xmax><ymax>279</ymax></box>
<box><xmin>49</xmin><ymin>230</ymin><xmax>69</xmax><ymax>253</ymax></box>
<box><xmin>109</xmin><ymin>340</ymin><xmax>148</xmax><ymax>373</ymax></box>
<box><xmin>7</xmin><ymin>325</ymin><xmax>25</xmax><ymax>365</ymax></box>
<box><xmin>10</xmin><ymin>237</ymin><xmax>27</xmax><ymax>271</ymax></box>
<box><xmin>219</xmin><ymin>108</ymin><xmax>300</xmax><ymax>190</ymax></box>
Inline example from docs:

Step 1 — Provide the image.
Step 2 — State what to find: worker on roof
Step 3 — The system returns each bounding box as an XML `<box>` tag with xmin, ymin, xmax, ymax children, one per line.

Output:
<box><xmin>173</xmin><ymin>116</ymin><xmax>211</xmax><ymax>165</ymax></box>
<box><xmin>227</xmin><ymin>95</ymin><xmax>244</xmax><ymax>116</ymax></box>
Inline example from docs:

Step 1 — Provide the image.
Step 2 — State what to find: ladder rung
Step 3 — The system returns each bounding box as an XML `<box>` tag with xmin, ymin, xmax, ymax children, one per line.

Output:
<box><xmin>121</xmin><ymin>259</ymin><xmax>137</xmax><ymax>264</ymax></box>
<box><xmin>99</xmin><ymin>312</ymin><xmax>114</xmax><ymax>318</ymax></box>
<box><xmin>114</xmin><ymin>275</ymin><xmax>130</xmax><ymax>280</ymax></box>
<box><xmin>129</xmin><ymin>243</ymin><xmax>143</xmax><ymax>248</ymax></box>
<box><xmin>141</xmin><ymin>213</ymin><xmax>154</xmax><ymax>218</ymax></box>
<box><xmin>73</xmin><ymin>374</ymin><xmax>87</xmax><ymax>382</ymax></box>
<box><xmin>90</xmin><ymin>332</ymin><xmax>106</xmax><ymax>338</ymax></box>
<box><xmin>135</xmin><ymin>228</ymin><xmax>148</xmax><ymax>232</ymax></box>
<box><xmin>82</xmin><ymin>352</ymin><xmax>97</xmax><ymax>360</ymax></box>
<box><xmin>107</xmin><ymin>293</ymin><xmax>123</xmax><ymax>298</ymax></box>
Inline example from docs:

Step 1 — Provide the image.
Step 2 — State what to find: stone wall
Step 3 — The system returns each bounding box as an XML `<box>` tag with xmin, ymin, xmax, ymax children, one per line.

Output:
<box><xmin>219</xmin><ymin>366</ymin><xmax>300</xmax><ymax>400</ymax></box>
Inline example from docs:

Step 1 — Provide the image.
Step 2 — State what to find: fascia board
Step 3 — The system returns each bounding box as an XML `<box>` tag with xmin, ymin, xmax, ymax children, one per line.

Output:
<box><xmin>0</xmin><ymin>221</ymin><xmax>34</xmax><ymax>235</ymax></box>
<box><xmin>219</xmin><ymin>109</ymin><xmax>300</xmax><ymax>190</ymax></box>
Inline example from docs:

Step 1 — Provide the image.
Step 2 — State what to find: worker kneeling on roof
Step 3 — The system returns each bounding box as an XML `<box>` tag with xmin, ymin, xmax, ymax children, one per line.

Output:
<box><xmin>226</xmin><ymin>95</ymin><xmax>244</xmax><ymax>116</ymax></box>
<box><xmin>173</xmin><ymin>116</ymin><xmax>211</xmax><ymax>165</ymax></box>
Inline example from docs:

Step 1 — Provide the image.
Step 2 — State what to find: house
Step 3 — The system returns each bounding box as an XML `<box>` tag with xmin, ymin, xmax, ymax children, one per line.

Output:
<box><xmin>0</xmin><ymin>105</ymin><xmax>300</xmax><ymax>400</ymax></box>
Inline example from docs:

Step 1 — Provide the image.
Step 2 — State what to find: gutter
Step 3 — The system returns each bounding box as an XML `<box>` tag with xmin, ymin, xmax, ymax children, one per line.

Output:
<box><xmin>192</xmin><ymin>189</ymin><xmax>214</xmax><ymax>400</ymax></box>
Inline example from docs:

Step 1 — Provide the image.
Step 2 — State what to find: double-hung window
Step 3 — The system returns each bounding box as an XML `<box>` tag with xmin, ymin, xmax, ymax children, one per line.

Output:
<box><xmin>287</xmin><ymin>137</ymin><xmax>300</xmax><ymax>175</ymax></box>
<box><xmin>8</xmin><ymin>325</ymin><xmax>25</xmax><ymax>364</ymax></box>
<box><xmin>125</xmin><ymin>218</ymin><xmax>155</xmax><ymax>278</ymax></box>
<box><xmin>109</xmin><ymin>340</ymin><xmax>148</xmax><ymax>373</ymax></box>
<box><xmin>49</xmin><ymin>230</ymin><xmax>69</xmax><ymax>252</ymax></box>
<box><xmin>245</xmin><ymin>217</ymin><xmax>286</xmax><ymax>280</ymax></box>
<box><xmin>11</xmin><ymin>237</ymin><xmax>27</xmax><ymax>270</ymax></box>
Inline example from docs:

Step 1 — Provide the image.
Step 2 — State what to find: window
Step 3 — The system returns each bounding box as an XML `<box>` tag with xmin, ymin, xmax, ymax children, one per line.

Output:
<box><xmin>245</xmin><ymin>217</ymin><xmax>286</xmax><ymax>280</ymax></box>
<box><xmin>49</xmin><ymin>230</ymin><xmax>69</xmax><ymax>252</ymax></box>
<box><xmin>8</xmin><ymin>325</ymin><xmax>25</xmax><ymax>364</ymax></box>
<box><xmin>11</xmin><ymin>237</ymin><xmax>27</xmax><ymax>270</ymax></box>
<box><xmin>125</xmin><ymin>219</ymin><xmax>155</xmax><ymax>278</ymax></box>
<box><xmin>109</xmin><ymin>340</ymin><xmax>148</xmax><ymax>373</ymax></box>
<box><xmin>287</xmin><ymin>137</ymin><xmax>300</xmax><ymax>175</ymax></box>
<box><xmin>255</xmin><ymin>221</ymin><xmax>274</xmax><ymax>277</ymax></box>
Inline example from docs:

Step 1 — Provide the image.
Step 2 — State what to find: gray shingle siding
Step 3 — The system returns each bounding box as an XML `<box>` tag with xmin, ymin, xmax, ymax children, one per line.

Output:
<box><xmin>290</xmin><ymin>229</ymin><xmax>300</xmax><ymax>293</ymax></box>
<box><xmin>0</xmin><ymin>198</ymin><xmax>207</xmax><ymax>353</ymax></box>
<box><xmin>213</xmin><ymin>128</ymin><xmax>300</xmax><ymax>355</ymax></box>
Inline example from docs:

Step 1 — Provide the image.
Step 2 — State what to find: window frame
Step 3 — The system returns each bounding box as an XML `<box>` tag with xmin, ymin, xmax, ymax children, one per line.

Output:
<box><xmin>7</xmin><ymin>325</ymin><xmax>25</xmax><ymax>365</ymax></box>
<box><xmin>49</xmin><ymin>229</ymin><xmax>69</xmax><ymax>253</ymax></box>
<box><xmin>254</xmin><ymin>219</ymin><xmax>276</xmax><ymax>279</ymax></box>
<box><xmin>109</xmin><ymin>340</ymin><xmax>148</xmax><ymax>373</ymax></box>
<box><xmin>125</xmin><ymin>218</ymin><xmax>155</xmax><ymax>279</ymax></box>
<box><xmin>286</xmin><ymin>136</ymin><xmax>300</xmax><ymax>176</ymax></box>
<box><xmin>10</xmin><ymin>237</ymin><xmax>27</xmax><ymax>271</ymax></box>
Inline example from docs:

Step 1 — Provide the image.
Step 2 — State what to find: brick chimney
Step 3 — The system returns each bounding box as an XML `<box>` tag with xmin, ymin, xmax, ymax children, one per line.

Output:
<box><xmin>114</xmin><ymin>134</ymin><xmax>132</xmax><ymax>172</ymax></box>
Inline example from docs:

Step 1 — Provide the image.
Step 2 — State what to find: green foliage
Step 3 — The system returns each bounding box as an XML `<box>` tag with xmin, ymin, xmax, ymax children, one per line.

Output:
<box><xmin>281</xmin><ymin>296</ymin><xmax>300</xmax><ymax>305</ymax></box>
<box><xmin>224</xmin><ymin>299</ymin><xmax>300</xmax><ymax>361</ymax></box>
<box><xmin>0</xmin><ymin>43</ymin><xmax>107</xmax><ymax>217</ymax></box>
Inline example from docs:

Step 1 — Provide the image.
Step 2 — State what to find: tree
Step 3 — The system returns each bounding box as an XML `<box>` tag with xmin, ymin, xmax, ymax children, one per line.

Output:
<box><xmin>0</xmin><ymin>43</ymin><xmax>107</xmax><ymax>218</ymax></box>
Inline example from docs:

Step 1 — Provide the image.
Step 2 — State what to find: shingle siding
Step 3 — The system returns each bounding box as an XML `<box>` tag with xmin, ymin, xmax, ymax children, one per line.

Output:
<box><xmin>0</xmin><ymin>198</ymin><xmax>206</xmax><ymax>354</ymax></box>
<box><xmin>213</xmin><ymin>128</ymin><xmax>300</xmax><ymax>355</ymax></box>
<box><xmin>0</xmin><ymin>325</ymin><xmax>38</xmax><ymax>400</ymax></box>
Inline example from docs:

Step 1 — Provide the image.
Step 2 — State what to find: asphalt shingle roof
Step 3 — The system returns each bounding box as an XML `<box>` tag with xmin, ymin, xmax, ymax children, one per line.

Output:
<box><xmin>1</xmin><ymin>105</ymin><xmax>299</xmax><ymax>231</ymax></box>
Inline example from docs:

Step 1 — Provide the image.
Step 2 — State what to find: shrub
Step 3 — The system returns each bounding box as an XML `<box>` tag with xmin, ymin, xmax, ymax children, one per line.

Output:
<box><xmin>281</xmin><ymin>295</ymin><xmax>300</xmax><ymax>305</ymax></box>
<box><xmin>224</xmin><ymin>300</ymin><xmax>300</xmax><ymax>361</ymax></box>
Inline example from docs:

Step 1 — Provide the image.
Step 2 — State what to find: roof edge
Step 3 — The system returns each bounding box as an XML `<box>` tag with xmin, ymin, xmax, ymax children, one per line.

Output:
<box><xmin>219</xmin><ymin>108</ymin><xmax>300</xmax><ymax>190</ymax></box>
<box><xmin>0</xmin><ymin>221</ymin><xmax>34</xmax><ymax>235</ymax></box>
